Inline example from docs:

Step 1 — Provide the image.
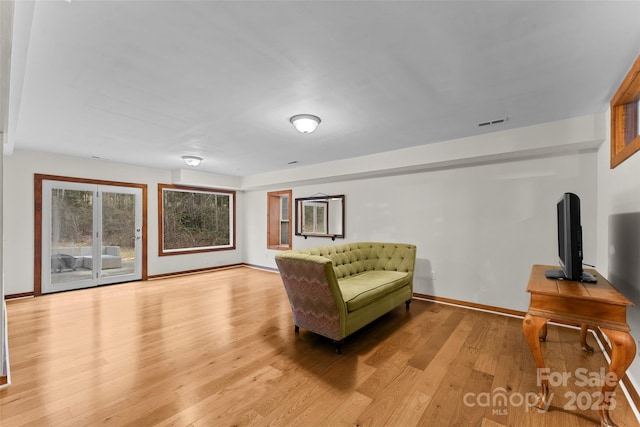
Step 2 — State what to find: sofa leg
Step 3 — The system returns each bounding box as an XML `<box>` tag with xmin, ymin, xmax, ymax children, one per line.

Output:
<box><xmin>334</xmin><ymin>340</ymin><xmax>343</xmax><ymax>354</ymax></box>
<box><xmin>405</xmin><ymin>299</ymin><xmax>412</xmax><ymax>310</ymax></box>
<box><xmin>294</xmin><ymin>325</ymin><xmax>299</xmax><ymax>333</ymax></box>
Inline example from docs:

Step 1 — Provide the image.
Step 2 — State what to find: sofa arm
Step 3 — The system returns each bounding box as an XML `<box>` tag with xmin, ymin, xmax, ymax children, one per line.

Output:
<box><xmin>275</xmin><ymin>253</ymin><xmax>347</xmax><ymax>341</ymax></box>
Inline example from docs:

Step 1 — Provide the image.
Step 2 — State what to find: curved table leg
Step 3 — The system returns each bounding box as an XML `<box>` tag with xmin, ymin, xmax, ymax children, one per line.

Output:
<box><xmin>598</xmin><ymin>328</ymin><xmax>636</xmax><ymax>427</ymax></box>
<box><xmin>523</xmin><ymin>313</ymin><xmax>552</xmax><ymax>410</ymax></box>
<box><xmin>539</xmin><ymin>320</ymin><xmax>548</xmax><ymax>342</ymax></box>
<box><xmin>580</xmin><ymin>324</ymin><xmax>594</xmax><ymax>353</ymax></box>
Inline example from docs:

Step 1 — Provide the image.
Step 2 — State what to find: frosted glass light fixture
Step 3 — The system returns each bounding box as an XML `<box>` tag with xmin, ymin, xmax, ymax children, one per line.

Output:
<box><xmin>181</xmin><ymin>155</ymin><xmax>203</xmax><ymax>166</ymax></box>
<box><xmin>290</xmin><ymin>114</ymin><xmax>321</xmax><ymax>134</ymax></box>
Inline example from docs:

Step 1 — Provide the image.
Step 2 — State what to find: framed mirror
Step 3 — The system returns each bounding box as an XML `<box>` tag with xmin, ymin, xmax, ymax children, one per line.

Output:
<box><xmin>295</xmin><ymin>195</ymin><xmax>345</xmax><ymax>240</ymax></box>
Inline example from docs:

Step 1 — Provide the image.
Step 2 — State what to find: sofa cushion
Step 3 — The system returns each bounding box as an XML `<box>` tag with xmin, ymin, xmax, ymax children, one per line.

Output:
<box><xmin>338</xmin><ymin>270</ymin><xmax>409</xmax><ymax>312</ymax></box>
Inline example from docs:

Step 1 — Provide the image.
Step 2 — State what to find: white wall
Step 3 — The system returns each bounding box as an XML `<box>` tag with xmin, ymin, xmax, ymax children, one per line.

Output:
<box><xmin>245</xmin><ymin>152</ymin><xmax>597</xmax><ymax>313</ymax></box>
<box><xmin>596</xmin><ymin>111</ymin><xmax>640</xmax><ymax>394</ymax></box>
<box><xmin>3</xmin><ymin>150</ymin><xmax>244</xmax><ymax>295</ymax></box>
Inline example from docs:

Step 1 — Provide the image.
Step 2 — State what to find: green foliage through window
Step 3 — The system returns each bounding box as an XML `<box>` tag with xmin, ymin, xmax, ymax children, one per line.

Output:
<box><xmin>159</xmin><ymin>185</ymin><xmax>235</xmax><ymax>254</ymax></box>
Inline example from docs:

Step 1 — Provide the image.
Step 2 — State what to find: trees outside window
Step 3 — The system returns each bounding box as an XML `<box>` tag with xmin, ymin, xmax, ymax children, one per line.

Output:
<box><xmin>159</xmin><ymin>184</ymin><xmax>235</xmax><ymax>255</ymax></box>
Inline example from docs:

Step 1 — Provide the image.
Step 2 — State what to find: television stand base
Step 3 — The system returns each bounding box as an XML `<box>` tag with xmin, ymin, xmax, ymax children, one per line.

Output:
<box><xmin>544</xmin><ymin>269</ymin><xmax>597</xmax><ymax>283</ymax></box>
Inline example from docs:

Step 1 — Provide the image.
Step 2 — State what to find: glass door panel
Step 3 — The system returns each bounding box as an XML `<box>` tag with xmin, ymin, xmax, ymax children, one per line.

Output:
<box><xmin>50</xmin><ymin>187</ymin><xmax>95</xmax><ymax>285</ymax></box>
<box><xmin>44</xmin><ymin>181</ymin><xmax>97</xmax><ymax>293</ymax></box>
<box><xmin>42</xmin><ymin>180</ymin><xmax>142</xmax><ymax>294</ymax></box>
<box><xmin>99</xmin><ymin>187</ymin><xmax>142</xmax><ymax>284</ymax></box>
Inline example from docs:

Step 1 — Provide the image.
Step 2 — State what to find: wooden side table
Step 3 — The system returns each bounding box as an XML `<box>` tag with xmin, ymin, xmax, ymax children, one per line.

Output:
<box><xmin>522</xmin><ymin>264</ymin><xmax>636</xmax><ymax>427</ymax></box>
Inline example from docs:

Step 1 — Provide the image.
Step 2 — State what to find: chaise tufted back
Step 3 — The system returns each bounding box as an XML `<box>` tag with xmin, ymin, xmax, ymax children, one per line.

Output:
<box><xmin>291</xmin><ymin>242</ymin><xmax>416</xmax><ymax>280</ymax></box>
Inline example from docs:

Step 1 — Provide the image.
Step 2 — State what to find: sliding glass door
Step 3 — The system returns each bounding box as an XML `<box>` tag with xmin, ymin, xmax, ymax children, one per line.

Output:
<box><xmin>42</xmin><ymin>180</ymin><xmax>142</xmax><ymax>294</ymax></box>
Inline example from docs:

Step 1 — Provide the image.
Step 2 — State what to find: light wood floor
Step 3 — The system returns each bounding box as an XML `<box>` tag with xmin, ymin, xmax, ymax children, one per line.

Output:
<box><xmin>1</xmin><ymin>267</ymin><xmax>638</xmax><ymax>426</ymax></box>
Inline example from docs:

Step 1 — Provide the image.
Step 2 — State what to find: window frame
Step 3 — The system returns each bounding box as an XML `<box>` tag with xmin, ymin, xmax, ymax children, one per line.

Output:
<box><xmin>267</xmin><ymin>190</ymin><xmax>292</xmax><ymax>250</ymax></box>
<box><xmin>158</xmin><ymin>184</ymin><xmax>236</xmax><ymax>256</ymax></box>
<box><xmin>611</xmin><ymin>55</ymin><xmax>640</xmax><ymax>169</ymax></box>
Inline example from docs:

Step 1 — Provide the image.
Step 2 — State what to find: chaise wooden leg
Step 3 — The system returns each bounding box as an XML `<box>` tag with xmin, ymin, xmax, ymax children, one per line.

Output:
<box><xmin>334</xmin><ymin>340</ymin><xmax>343</xmax><ymax>354</ymax></box>
<box><xmin>405</xmin><ymin>299</ymin><xmax>412</xmax><ymax>310</ymax></box>
<box><xmin>294</xmin><ymin>325</ymin><xmax>299</xmax><ymax>333</ymax></box>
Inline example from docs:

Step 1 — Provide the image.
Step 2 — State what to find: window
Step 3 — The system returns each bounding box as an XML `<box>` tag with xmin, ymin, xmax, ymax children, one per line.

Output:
<box><xmin>267</xmin><ymin>190</ymin><xmax>292</xmax><ymax>250</ymax></box>
<box><xmin>303</xmin><ymin>201</ymin><xmax>327</xmax><ymax>234</ymax></box>
<box><xmin>611</xmin><ymin>55</ymin><xmax>640</xmax><ymax>168</ymax></box>
<box><xmin>158</xmin><ymin>184</ymin><xmax>235</xmax><ymax>255</ymax></box>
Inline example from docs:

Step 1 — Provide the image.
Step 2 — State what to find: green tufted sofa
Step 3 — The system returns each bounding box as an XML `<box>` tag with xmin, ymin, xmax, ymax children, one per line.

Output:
<box><xmin>275</xmin><ymin>242</ymin><xmax>416</xmax><ymax>353</ymax></box>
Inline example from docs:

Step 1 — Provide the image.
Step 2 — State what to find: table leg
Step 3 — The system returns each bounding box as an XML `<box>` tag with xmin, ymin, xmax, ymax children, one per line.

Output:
<box><xmin>580</xmin><ymin>324</ymin><xmax>594</xmax><ymax>353</ymax></box>
<box><xmin>599</xmin><ymin>328</ymin><xmax>637</xmax><ymax>427</ymax></box>
<box><xmin>539</xmin><ymin>320</ymin><xmax>548</xmax><ymax>342</ymax></box>
<box><xmin>523</xmin><ymin>313</ymin><xmax>551</xmax><ymax>410</ymax></box>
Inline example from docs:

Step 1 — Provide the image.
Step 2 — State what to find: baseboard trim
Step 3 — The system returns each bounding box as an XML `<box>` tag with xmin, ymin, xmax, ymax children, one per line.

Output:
<box><xmin>146</xmin><ymin>263</ymin><xmax>244</xmax><ymax>280</ymax></box>
<box><xmin>242</xmin><ymin>263</ymin><xmax>279</xmax><ymax>272</ymax></box>
<box><xmin>5</xmin><ymin>292</ymin><xmax>34</xmax><ymax>300</ymax></box>
<box><xmin>413</xmin><ymin>293</ymin><xmax>526</xmax><ymax>318</ymax></box>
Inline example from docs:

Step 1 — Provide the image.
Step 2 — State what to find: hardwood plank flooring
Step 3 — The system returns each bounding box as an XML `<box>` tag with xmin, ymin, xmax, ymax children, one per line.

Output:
<box><xmin>1</xmin><ymin>267</ymin><xmax>638</xmax><ymax>426</ymax></box>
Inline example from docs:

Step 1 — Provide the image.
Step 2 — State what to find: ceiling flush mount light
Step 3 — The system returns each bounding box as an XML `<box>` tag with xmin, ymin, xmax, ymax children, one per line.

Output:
<box><xmin>290</xmin><ymin>114</ymin><xmax>321</xmax><ymax>134</ymax></box>
<box><xmin>181</xmin><ymin>155</ymin><xmax>203</xmax><ymax>167</ymax></box>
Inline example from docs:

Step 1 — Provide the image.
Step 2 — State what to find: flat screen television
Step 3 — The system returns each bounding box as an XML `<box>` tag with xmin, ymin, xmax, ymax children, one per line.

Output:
<box><xmin>545</xmin><ymin>192</ymin><xmax>596</xmax><ymax>282</ymax></box>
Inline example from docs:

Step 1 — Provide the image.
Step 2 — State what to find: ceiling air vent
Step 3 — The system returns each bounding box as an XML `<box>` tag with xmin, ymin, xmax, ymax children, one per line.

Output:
<box><xmin>477</xmin><ymin>117</ymin><xmax>508</xmax><ymax>128</ymax></box>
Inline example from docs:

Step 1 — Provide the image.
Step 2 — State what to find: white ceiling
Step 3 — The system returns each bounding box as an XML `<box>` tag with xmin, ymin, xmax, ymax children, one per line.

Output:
<box><xmin>6</xmin><ymin>0</ymin><xmax>640</xmax><ymax>177</ymax></box>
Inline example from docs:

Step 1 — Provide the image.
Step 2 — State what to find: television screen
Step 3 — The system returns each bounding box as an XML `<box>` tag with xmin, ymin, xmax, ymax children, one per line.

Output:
<box><xmin>545</xmin><ymin>193</ymin><xmax>596</xmax><ymax>282</ymax></box>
